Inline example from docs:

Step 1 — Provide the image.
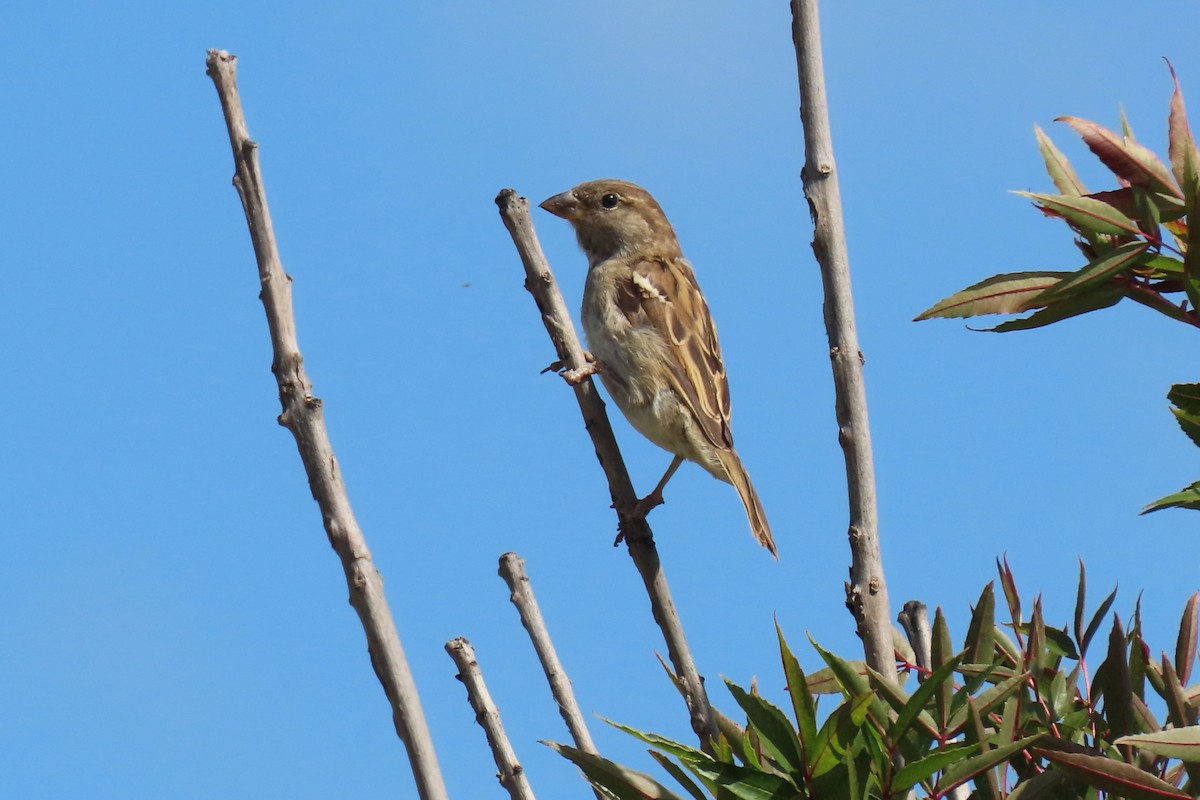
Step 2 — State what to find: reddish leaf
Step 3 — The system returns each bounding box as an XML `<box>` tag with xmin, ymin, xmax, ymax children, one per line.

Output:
<box><xmin>1058</xmin><ymin>115</ymin><xmax>1181</xmax><ymax>199</ymax></box>
<box><xmin>1167</xmin><ymin>61</ymin><xmax>1200</xmax><ymax>192</ymax></box>
<box><xmin>1177</xmin><ymin>594</ymin><xmax>1199</xmax><ymax>686</ymax></box>
<box><xmin>1035</xmin><ymin>124</ymin><xmax>1088</xmax><ymax>196</ymax></box>
<box><xmin>914</xmin><ymin>271</ymin><xmax>1071</xmax><ymax>321</ymax></box>
<box><xmin>1034</xmin><ymin>747</ymin><xmax>1190</xmax><ymax>800</ymax></box>
<box><xmin>1036</xmin><ymin>241</ymin><xmax>1151</xmax><ymax>301</ymax></box>
<box><xmin>1014</xmin><ymin>190</ymin><xmax>1141</xmax><ymax>236</ymax></box>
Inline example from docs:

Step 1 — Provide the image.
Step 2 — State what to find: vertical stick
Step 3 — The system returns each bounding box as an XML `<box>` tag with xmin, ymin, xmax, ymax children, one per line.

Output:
<box><xmin>447</xmin><ymin>638</ymin><xmax>538</xmax><ymax>800</ymax></box>
<box><xmin>789</xmin><ymin>3</ymin><xmax>896</xmax><ymax>682</ymax></box>
<box><xmin>205</xmin><ymin>50</ymin><xmax>448</xmax><ymax>799</ymax></box>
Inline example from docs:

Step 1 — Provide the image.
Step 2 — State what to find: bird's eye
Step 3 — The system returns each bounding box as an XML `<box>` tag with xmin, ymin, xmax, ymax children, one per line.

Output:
<box><xmin>601</xmin><ymin>193</ymin><xmax>619</xmax><ymax>209</ymax></box>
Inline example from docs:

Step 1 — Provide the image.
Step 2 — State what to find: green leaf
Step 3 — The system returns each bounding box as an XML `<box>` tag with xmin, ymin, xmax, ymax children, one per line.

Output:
<box><xmin>724</xmin><ymin>680</ymin><xmax>804</xmax><ymax>778</ymax></box>
<box><xmin>1014</xmin><ymin>190</ymin><xmax>1141</xmax><ymax>236</ymax></box>
<box><xmin>546</xmin><ymin>741</ymin><xmax>689</xmax><ymax>800</ymax></box>
<box><xmin>965</xmin><ymin>582</ymin><xmax>997</xmax><ymax>665</ymax></box>
<box><xmin>1057</xmin><ymin>115</ymin><xmax>1181</xmax><ymax>198</ymax></box>
<box><xmin>972</xmin><ymin>670</ymin><xmax>1030</xmax><ymax>719</ymax></box>
<box><xmin>894</xmin><ymin>655</ymin><xmax>963</xmax><ymax>742</ymax></box>
<box><xmin>603</xmin><ymin>719</ymin><xmax>713</xmax><ymax>766</ymax></box>
<box><xmin>1035</xmin><ymin>241</ymin><xmax>1151</xmax><ymax>302</ymax></box>
<box><xmin>1034</xmin><ymin>746</ymin><xmax>1190</xmax><ymax>800</ymax></box>
<box><xmin>1117</xmin><ymin>727</ymin><xmax>1200</xmax><ymax>762</ymax></box>
<box><xmin>984</xmin><ymin>284</ymin><xmax>1124</xmax><ymax>332</ymax></box>
<box><xmin>1177</xmin><ymin>594</ymin><xmax>1199</xmax><ymax>686</ymax></box>
<box><xmin>1082</xmin><ymin>583</ymin><xmax>1119</xmax><ymax>660</ymax></box>
<box><xmin>915</xmin><ymin>272</ymin><xmax>1071</xmax><ymax>320</ymax></box>
<box><xmin>1168</xmin><ymin>383</ymin><xmax>1200</xmax><ymax>449</ymax></box>
<box><xmin>891</xmin><ymin>743</ymin><xmax>979</xmax><ymax>793</ymax></box>
<box><xmin>963</xmin><ymin>698</ymin><xmax>1001</xmax><ymax>800</ymax></box>
<box><xmin>1142</xmin><ymin>481</ymin><xmax>1200</xmax><ymax>513</ymax></box>
<box><xmin>684</xmin><ymin>761</ymin><xmax>804</xmax><ymax>800</ymax></box>
<box><xmin>647</xmin><ymin>753</ymin><xmax>709</xmax><ymax>800</ymax></box>
<box><xmin>1035</xmin><ymin>124</ymin><xmax>1088</xmax><ymax>196</ymax></box>
<box><xmin>939</xmin><ymin>735</ymin><xmax>1044</xmax><ymax>795</ymax></box>
<box><xmin>776</xmin><ymin>623</ymin><xmax>816</xmax><ymax>755</ymax></box>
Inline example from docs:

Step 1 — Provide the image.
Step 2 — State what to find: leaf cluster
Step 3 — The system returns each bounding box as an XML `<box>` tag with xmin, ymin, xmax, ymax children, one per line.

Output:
<box><xmin>916</xmin><ymin>65</ymin><xmax>1200</xmax><ymax>513</ymax></box>
<box><xmin>551</xmin><ymin>561</ymin><xmax>1200</xmax><ymax>800</ymax></box>
<box><xmin>916</xmin><ymin>64</ymin><xmax>1200</xmax><ymax>333</ymax></box>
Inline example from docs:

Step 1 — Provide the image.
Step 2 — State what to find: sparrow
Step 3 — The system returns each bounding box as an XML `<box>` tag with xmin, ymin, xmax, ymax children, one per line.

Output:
<box><xmin>540</xmin><ymin>179</ymin><xmax>775</xmax><ymax>556</ymax></box>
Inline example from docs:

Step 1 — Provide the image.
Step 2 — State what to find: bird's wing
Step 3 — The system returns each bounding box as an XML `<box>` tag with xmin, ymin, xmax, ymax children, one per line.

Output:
<box><xmin>618</xmin><ymin>257</ymin><xmax>733</xmax><ymax>451</ymax></box>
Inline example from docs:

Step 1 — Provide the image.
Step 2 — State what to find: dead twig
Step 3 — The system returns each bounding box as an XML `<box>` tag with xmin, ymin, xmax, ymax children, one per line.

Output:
<box><xmin>205</xmin><ymin>49</ymin><xmax>448</xmax><ymax>800</ymax></box>
<box><xmin>447</xmin><ymin>637</ymin><xmax>538</xmax><ymax>800</ymax></box>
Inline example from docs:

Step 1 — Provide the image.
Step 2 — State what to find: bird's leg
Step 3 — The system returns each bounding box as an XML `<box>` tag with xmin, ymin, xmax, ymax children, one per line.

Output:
<box><xmin>541</xmin><ymin>351</ymin><xmax>600</xmax><ymax>386</ymax></box>
<box><xmin>613</xmin><ymin>455</ymin><xmax>685</xmax><ymax>545</ymax></box>
<box><xmin>631</xmin><ymin>454</ymin><xmax>685</xmax><ymax>519</ymax></box>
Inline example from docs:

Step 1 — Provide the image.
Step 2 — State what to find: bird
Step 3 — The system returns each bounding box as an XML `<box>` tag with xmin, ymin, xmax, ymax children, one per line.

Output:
<box><xmin>540</xmin><ymin>179</ymin><xmax>775</xmax><ymax>557</ymax></box>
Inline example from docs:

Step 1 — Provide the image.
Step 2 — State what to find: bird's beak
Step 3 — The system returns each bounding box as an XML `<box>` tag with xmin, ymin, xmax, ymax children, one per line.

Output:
<box><xmin>539</xmin><ymin>190</ymin><xmax>583</xmax><ymax>221</ymax></box>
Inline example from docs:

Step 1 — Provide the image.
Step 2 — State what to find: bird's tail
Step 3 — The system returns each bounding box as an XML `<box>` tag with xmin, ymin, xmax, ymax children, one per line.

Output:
<box><xmin>719</xmin><ymin>450</ymin><xmax>776</xmax><ymax>558</ymax></box>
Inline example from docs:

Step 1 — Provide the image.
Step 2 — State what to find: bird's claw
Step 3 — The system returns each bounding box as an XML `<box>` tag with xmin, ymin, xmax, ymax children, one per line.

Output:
<box><xmin>541</xmin><ymin>353</ymin><xmax>600</xmax><ymax>386</ymax></box>
<box><xmin>612</xmin><ymin>491</ymin><xmax>666</xmax><ymax>546</ymax></box>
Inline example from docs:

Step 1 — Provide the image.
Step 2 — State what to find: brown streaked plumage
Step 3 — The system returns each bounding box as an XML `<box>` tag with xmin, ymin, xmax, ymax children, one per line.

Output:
<box><xmin>540</xmin><ymin>179</ymin><xmax>775</xmax><ymax>557</ymax></box>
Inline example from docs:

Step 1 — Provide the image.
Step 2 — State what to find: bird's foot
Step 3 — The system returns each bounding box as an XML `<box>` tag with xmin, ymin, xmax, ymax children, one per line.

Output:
<box><xmin>611</xmin><ymin>490</ymin><xmax>666</xmax><ymax>546</ymax></box>
<box><xmin>541</xmin><ymin>352</ymin><xmax>599</xmax><ymax>386</ymax></box>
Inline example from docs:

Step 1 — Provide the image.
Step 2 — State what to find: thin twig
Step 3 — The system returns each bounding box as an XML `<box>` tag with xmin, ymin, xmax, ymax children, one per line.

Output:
<box><xmin>446</xmin><ymin>637</ymin><xmax>538</xmax><ymax>800</ymax></box>
<box><xmin>497</xmin><ymin>553</ymin><xmax>604</xmax><ymax>762</ymax></box>
<box><xmin>495</xmin><ymin>189</ymin><xmax>718</xmax><ymax>748</ymax></box>
<box><xmin>789</xmin><ymin>2</ymin><xmax>896</xmax><ymax>682</ymax></box>
<box><xmin>205</xmin><ymin>50</ymin><xmax>448</xmax><ymax>800</ymax></box>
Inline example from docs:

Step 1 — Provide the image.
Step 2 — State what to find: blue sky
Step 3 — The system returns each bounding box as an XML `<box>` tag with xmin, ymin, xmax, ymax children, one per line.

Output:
<box><xmin>2</xmin><ymin>2</ymin><xmax>1198</xmax><ymax>798</ymax></box>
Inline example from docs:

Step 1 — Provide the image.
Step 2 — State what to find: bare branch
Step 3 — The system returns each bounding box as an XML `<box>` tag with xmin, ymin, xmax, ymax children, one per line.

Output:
<box><xmin>498</xmin><ymin>553</ymin><xmax>605</xmax><ymax>800</ymax></box>
<box><xmin>205</xmin><ymin>49</ymin><xmax>448</xmax><ymax>800</ymax></box>
<box><xmin>446</xmin><ymin>637</ymin><xmax>538</xmax><ymax>800</ymax></box>
<box><xmin>788</xmin><ymin>3</ymin><xmax>896</xmax><ymax>681</ymax></box>
<box><xmin>495</xmin><ymin>189</ymin><xmax>718</xmax><ymax>747</ymax></box>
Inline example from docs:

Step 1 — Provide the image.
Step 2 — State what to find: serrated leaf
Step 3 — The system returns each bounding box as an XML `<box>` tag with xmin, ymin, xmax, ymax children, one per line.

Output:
<box><xmin>915</xmin><ymin>271</ymin><xmax>1072</xmax><ymax>321</ymax></box>
<box><xmin>984</xmin><ymin>284</ymin><xmax>1124</xmax><ymax>332</ymax></box>
<box><xmin>546</xmin><ymin>741</ymin><xmax>689</xmax><ymax>800</ymax></box>
<box><xmin>1033</xmin><ymin>746</ymin><xmax>1190</xmax><ymax>800</ymax></box>
<box><xmin>603</xmin><ymin>719</ymin><xmax>713</xmax><ymax>766</ymax></box>
<box><xmin>1117</xmin><ymin>727</ymin><xmax>1200</xmax><ymax>762</ymax></box>
<box><xmin>1036</xmin><ymin>124</ymin><xmax>1088</xmax><ymax>196</ymax></box>
<box><xmin>1036</xmin><ymin>241</ymin><xmax>1150</xmax><ymax>302</ymax></box>
<box><xmin>1084</xmin><ymin>187</ymin><xmax>1185</xmax><ymax>224</ymax></box>
<box><xmin>1057</xmin><ymin>115</ymin><xmax>1181</xmax><ymax>198</ymax></box>
<box><xmin>1168</xmin><ymin>383</ymin><xmax>1200</xmax><ymax>448</ymax></box>
<box><xmin>724</xmin><ymin>680</ymin><xmax>804</xmax><ymax>777</ymax></box>
<box><xmin>1142</xmin><ymin>481</ymin><xmax>1200</xmax><ymax>513</ymax></box>
<box><xmin>1015</xmin><ymin>190</ymin><xmax>1142</xmax><ymax>236</ymax></box>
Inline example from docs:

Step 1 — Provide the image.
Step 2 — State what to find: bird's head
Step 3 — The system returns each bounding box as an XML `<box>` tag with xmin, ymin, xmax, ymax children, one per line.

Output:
<box><xmin>540</xmin><ymin>179</ymin><xmax>680</xmax><ymax>263</ymax></box>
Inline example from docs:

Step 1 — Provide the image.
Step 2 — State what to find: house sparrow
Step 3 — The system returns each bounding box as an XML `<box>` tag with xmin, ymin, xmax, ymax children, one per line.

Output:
<box><xmin>540</xmin><ymin>179</ymin><xmax>775</xmax><ymax>556</ymax></box>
